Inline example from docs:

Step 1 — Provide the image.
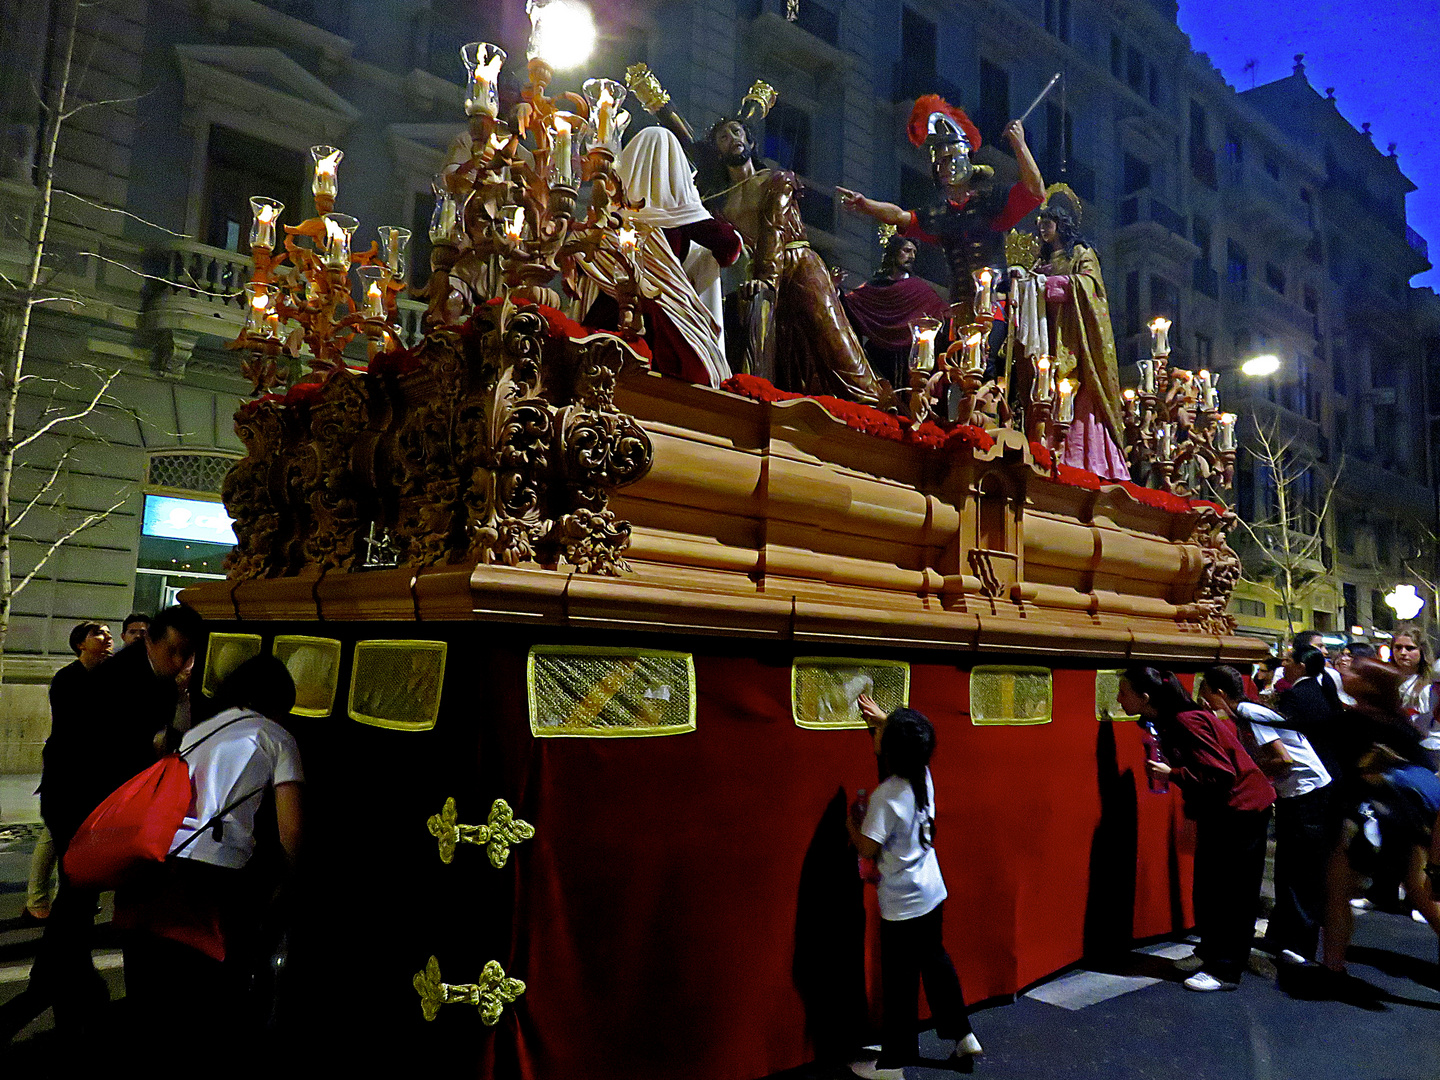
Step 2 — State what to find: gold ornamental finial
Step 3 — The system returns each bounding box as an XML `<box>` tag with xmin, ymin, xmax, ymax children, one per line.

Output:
<box><xmin>414</xmin><ymin>956</ymin><xmax>527</xmax><ymax>1025</ymax></box>
<box><xmin>741</xmin><ymin>80</ymin><xmax>778</xmax><ymax>121</ymax></box>
<box><xmin>877</xmin><ymin>222</ymin><xmax>898</xmax><ymax>247</ymax></box>
<box><xmin>1005</xmin><ymin>228</ymin><xmax>1040</xmax><ymax>269</ymax></box>
<box><xmin>426</xmin><ymin>796</ymin><xmax>535</xmax><ymax>868</ymax></box>
<box><xmin>625</xmin><ymin>63</ymin><xmax>670</xmax><ymax>112</ymax></box>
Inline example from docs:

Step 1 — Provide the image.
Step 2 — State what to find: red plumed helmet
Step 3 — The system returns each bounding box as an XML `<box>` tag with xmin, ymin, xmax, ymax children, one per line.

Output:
<box><xmin>907</xmin><ymin>94</ymin><xmax>982</xmax><ymax>152</ymax></box>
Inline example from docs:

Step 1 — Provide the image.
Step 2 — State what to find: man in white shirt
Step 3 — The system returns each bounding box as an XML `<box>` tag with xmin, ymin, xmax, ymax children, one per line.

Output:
<box><xmin>1202</xmin><ymin>666</ymin><xmax>1332</xmax><ymax>965</ymax></box>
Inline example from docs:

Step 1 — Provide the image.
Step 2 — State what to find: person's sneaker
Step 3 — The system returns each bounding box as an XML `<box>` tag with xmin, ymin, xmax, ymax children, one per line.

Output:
<box><xmin>1412</xmin><ymin>908</ymin><xmax>1429</xmax><ymax>924</ymax></box>
<box><xmin>1349</xmin><ymin>897</ymin><xmax>1373</xmax><ymax>912</ymax></box>
<box><xmin>953</xmin><ymin>1033</ymin><xmax>984</xmax><ymax>1058</ymax></box>
<box><xmin>1279</xmin><ymin>949</ymin><xmax>1310</xmax><ymax>965</ymax></box>
<box><xmin>1173</xmin><ymin>951</ymin><xmax>1204</xmax><ymax>973</ymax></box>
<box><xmin>849</xmin><ymin>1062</ymin><xmax>904</xmax><ymax>1080</ymax></box>
<box><xmin>1184</xmin><ymin>972</ymin><xmax>1239</xmax><ymax>992</ymax></box>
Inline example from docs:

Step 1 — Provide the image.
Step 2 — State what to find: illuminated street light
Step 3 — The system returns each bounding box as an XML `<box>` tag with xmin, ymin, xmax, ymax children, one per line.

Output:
<box><xmin>526</xmin><ymin>0</ymin><xmax>597</xmax><ymax>70</ymax></box>
<box><xmin>1241</xmin><ymin>354</ymin><xmax>1281</xmax><ymax>378</ymax></box>
<box><xmin>1384</xmin><ymin>583</ymin><xmax>1425</xmax><ymax>621</ymax></box>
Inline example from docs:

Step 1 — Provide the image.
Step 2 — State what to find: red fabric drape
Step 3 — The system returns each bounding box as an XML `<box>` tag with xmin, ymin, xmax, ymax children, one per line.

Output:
<box><xmin>842</xmin><ymin>277</ymin><xmax>948</xmax><ymax>352</ymax></box>
<box><xmin>504</xmin><ymin>658</ymin><xmax>1195</xmax><ymax>1080</ymax></box>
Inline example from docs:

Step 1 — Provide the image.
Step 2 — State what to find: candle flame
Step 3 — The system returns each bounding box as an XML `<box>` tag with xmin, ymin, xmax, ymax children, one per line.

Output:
<box><xmin>916</xmin><ymin>325</ymin><xmax>938</xmax><ymax>341</ymax></box>
<box><xmin>316</xmin><ymin>149</ymin><xmax>341</xmax><ymax>177</ymax></box>
<box><xmin>553</xmin><ymin>114</ymin><xmax>571</xmax><ymax>135</ymax></box>
<box><xmin>1221</xmin><ymin>412</ymin><xmax>1236</xmax><ymax>424</ymax></box>
<box><xmin>250</xmin><ymin>293</ymin><xmax>268</xmax><ymax>311</ymax></box>
<box><xmin>506</xmin><ymin>207</ymin><xmax>525</xmax><ymax>239</ymax></box>
<box><xmin>617</xmin><ymin>226</ymin><xmax>638</xmax><ymax>250</ymax></box>
<box><xmin>1060</xmin><ymin>379</ymin><xmax>1076</xmax><ymax>394</ymax></box>
<box><xmin>977</xmin><ymin>268</ymin><xmax>992</xmax><ymax>285</ymax></box>
<box><xmin>1149</xmin><ymin>316</ymin><xmax>1171</xmax><ymax>332</ymax></box>
<box><xmin>481</xmin><ymin>51</ymin><xmax>504</xmax><ymax>81</ymax></box>
<box><xmin>1123</xmin><ymin>388</ymin><xmax>1136</xmax><ymax>401</ymax></box>
<box><xmin>257</xmin><ymin>204</ymin><xmax>277</xmax><ymax>224</ymax></box>
<box><xmin>367</xmin><ymin>281</ymin><xmax>383</xmax><ymax>300</ymax></box>
<box><xmin>1199</xmin><ymin>369</ymin><xmax>1210</xmax><ymax>381</ymax></box>
<box><xmin>325</xmin><ymin>217</ymin><xmax>346</xmax><ymax>246</ymax></box>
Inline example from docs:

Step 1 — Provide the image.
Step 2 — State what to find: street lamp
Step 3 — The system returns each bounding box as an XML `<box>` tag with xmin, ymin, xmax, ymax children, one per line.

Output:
<box><xmin>1384</xmin><ymin>583</ymin><xmax>1425</xmax><ymax>621</ymax></box>
<box><xmin>1241</xmin><ymin>354</ymin><xmax>1281</xmax><ymax>378</ymax></box>
<box><xmin>526</xmin><ymin>0</ymin><xmax>597</xmax><ymax>70</ymax></box>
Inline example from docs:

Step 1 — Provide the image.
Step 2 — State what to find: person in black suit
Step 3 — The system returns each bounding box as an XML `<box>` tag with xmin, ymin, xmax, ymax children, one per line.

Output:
<box><xmin>15</xmin><ymin>605</ymin><xmax>204</xmax><ymax>1038</ymax></box>
<box><xmin>1276</xmin><ymin>648</ymin><xmax>1345</xmax><ymax>785</ymax></box>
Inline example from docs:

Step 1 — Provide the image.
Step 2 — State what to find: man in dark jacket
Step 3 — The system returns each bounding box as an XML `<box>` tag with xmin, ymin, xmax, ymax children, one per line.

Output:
<box><xmin>18</xmin><ymin>605</ymin><xmax>203</xmax><ymax>1036</ymax></box>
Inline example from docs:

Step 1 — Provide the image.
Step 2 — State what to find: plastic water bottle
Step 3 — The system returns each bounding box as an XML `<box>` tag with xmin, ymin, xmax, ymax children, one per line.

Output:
<box><xmin>1141</xmin><ymin>722</ymin><xmax>1170</xmax><ymax>795</ymax></box>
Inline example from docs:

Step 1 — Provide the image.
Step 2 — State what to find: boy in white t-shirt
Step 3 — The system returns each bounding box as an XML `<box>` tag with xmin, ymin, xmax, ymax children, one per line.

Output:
<box><xmin>844</xmin><ymin>698</ymin><xmax>983</xmax><ymax>1080</ymax></box>
<box><xmin>1202</xmin><ymin>665</ymin><xmax>1332</xmax><ymax>964</ymax></box>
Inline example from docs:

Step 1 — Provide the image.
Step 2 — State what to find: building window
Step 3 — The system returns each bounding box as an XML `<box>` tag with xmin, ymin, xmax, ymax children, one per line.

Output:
<box><xmin>136</xmin><ymin>451</ymin><xmax>240</xmax><ymax>613</ymax></box>
<box><xmin>1195</xmin><ymin>334</ymin><xmax>1213</xmax><ymax>366</ymax></box>
<box><xmin>901</xmin><ymin>7</ymin><xmax>938</xmax><ymax>76</ymax></box>
<box><xmin>1044</xmin><ymin>0</ymin><xmax>1070</xmax><ymax>42</ymax></box>
<box><xmin>1343</xmin><ymin>583</ymin><xmax>1358</xmax><ymax>629</ymax></box>
<box><xmin>203</xmin><ymin>126</ymin><xmax>305</xmax><ymax>251</ymax></box>
<box><xmin>527</xmin><ymin>646</ymin><xmax>696</xmax><ymax>737</ymax></box>
<box><xmin>1125</xmin><ymin>270</ymin><xmax>1141</xmax><ymax>336</ymax></box>
<box><xmin>1148</xmin><ymin>65</ymin><xmax>1160</xmax><ymax>107</ymax></box>
<box><xmin>1372</xmin><ymin>590</ymin><xmax>1394</xmax><ymax>632</ymax></box>
<box><xmin>1111</xmin><ymin>34</ymin><xmax>1124</xmax><ymax>79</ymax></box>
<box><xmin>792</xmin><ymin>658</ymin><xmax>910</xmax><ymax>730</ymax></box>
<box><xmin>1232</xmin><ymin>598</ymin><xmax>1266</xmax><ymax>618</ymax></box>
<box><xmin>970</xmin><ymin>666</ymin><xmax>1052</xmax><ymax>726</ymax></box>
<box><xmin>350</xmin><ymin>640</ymin><xmax>449</xmax><ymax>731</ymax></box>
<box><xmin>792</xmin><ymin>0</ymin><xmax>839</xmax><ymax>45</ymax></box>
<box><xmin>1265</xmin><ymin>262</ymin><xmax>1286</xmax><ymax>294</ymax></box>
<box><xmin>978</xmin><ymin>60</ymin><xmax>1010</xmax><ymax>148</ymax></box>
<box><xmin>1126</xmin><ymin>46</ymin><xmax>1145</xmax><ymax>96</ymax></box>
<box><xmin>1044</xmin><ymin>102</ymin><xmax>1073</xmax><ymax>174</ymax></box>
<box><xmin>1122</xmin><ymin>154</ymin><xmax>1151</xmax><ymax>195</ymax></box>
<box><xmin>1193</xmin><ymin>217</ymin><xmax>1213</xmax><ymax>262</ymax></box>
<box><xmin>1227</xmin><ymin>240</ymin><xmax>1249</xmax><ymax>285</ymax></box>
<box><xmin>1264</xmin><ymin>155</ymin><xmax>1281</xmax><ymax>180</ymax></box>
<box><xmin>763</xmin><ymin>101</ymin><xmax>810</xmax><ymax>178</ymax></box>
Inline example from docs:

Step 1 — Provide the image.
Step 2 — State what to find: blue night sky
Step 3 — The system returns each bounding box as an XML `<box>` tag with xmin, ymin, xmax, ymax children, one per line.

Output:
<box><xmin>1177</xmin><ymin>0</ymin><xmax>1440</xmax><ymax>291</ymax></box>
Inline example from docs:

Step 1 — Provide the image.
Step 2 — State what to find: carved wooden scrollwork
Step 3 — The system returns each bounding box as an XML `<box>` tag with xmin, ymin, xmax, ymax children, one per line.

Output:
<box><xmin>222</xmin><ymin>305</ymin><xmax>653</xmax><ymax>579</ymax></box>
<box><xmin>1188</xmin><ymin>503</ymin><xmax>1242</xmax><ymax>634</ymax></box>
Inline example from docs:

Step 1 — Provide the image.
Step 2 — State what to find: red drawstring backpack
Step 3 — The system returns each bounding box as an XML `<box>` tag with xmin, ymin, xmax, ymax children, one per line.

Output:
<box><xmin>63</xmin><ymin>716</ymin><xmax>258</xmax><ymax>890</ymax></box>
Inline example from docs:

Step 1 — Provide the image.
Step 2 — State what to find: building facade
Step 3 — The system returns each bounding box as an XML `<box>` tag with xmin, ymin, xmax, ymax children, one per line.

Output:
<box><xmin>0</xmin><ymin>0</ymin><xmax>1436</xmax><ymax>781</ymax></box>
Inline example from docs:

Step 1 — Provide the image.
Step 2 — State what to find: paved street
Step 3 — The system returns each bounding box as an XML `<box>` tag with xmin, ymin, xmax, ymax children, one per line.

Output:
<box><xmin>3</xmin><ymin>821</ymin><xmax>1439</xmax><ymax>1077</ymax></box>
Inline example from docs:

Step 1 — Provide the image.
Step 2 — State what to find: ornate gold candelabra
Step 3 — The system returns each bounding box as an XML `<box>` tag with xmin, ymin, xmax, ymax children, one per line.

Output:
<box><xmin>1121</xmin><ymin>318</ymin><xmax>1236</xmax><ymax>495</ymax></box>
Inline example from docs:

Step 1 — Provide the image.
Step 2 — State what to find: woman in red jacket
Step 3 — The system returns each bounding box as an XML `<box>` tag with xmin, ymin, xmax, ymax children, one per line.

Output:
<box><xmin>1118</xmin><ymin>666</ymin><xmax>1276</xmax><ymax>990</ymax></box>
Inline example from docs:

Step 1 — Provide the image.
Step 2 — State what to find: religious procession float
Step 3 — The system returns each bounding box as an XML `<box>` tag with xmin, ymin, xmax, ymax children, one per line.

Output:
<box><xmin>182</xmin><ymin>3</ymin><xmax>1265</xmax><ymax>1075</ymax></box>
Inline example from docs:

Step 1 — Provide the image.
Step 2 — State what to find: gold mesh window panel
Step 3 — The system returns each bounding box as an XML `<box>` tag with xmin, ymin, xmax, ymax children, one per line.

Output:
<box><xmin>201</xmin><ymin>633</ymin><xmax>263</xmax><ymax>698</ymax></box>
<box><xmin>1096</xmin><ymin>669</ymin><xmax>1140</xmax><ymax>722</ymax></box>
<box><xmin>273</xmin><ymin>636</ymin><xmax>342</xmax><ymax>718</ymax></box>
<box><xmin>970</xmin><ymin>666</ymin><xmax>1053</xmax><ymax>726</ymax></box>
<box><xmin>528</xmin><ymin>646</ymin><xmax>695</xmax><ymax>737</ymax></box>
<box><xmin>348</xmin><ymin>640</ymin><xmax>448</xmax><ymax>732</ymax></box>
<box><xmin>792</xmin><ymin>658</ymin><xmax>910</xmax><ymax>730</ymax></box>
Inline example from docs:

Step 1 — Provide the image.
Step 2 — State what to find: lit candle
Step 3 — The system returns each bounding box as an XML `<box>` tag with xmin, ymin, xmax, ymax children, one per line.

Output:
<box><xmin>1218</xmin><ymin>412</ymin><xmax>1236</xmax><ymax>451</ymax></box>
<box><xmin>552</xmin><ymin>114</ymin><xmax>574</xmax><ymax>185</ymax></box>
<box><xmin>973</xmin><ymin>267</ymin><xmax>994</xmax><ymax>318</ymax></box>
<box><xmin>1158</xmin><ymin>422</ymin><xmax>1174</xmax><ymax>458</ymax></box>
<box><xmin>1032</xmin><ymin>356</ymin><xmax>1052</xmax><ymax>401</ymax></box>
<box><xmin>429</xmin><ymin>185</ymin><xmax>465</xmax><ymax>245</ymax></box>
<box><xmin>243</xmin><ymin>282</ymin><xmax>276</xmax><ymax>339</ymax></box>
<box><xmin>596</xmin><ymin>83</ymin><xmax>614</xmax><ymax>144</ymax></box>
<box><xmin>1057</xmin><ymin>379</ymin><xmax>1076</xmax><ymax>422</ymax></box>
<box><xmin>1198</xmin><ymin>369</ymin><xmax>1215</xmax><ymax>410</ymax></box>
<box><xmin>617</xmin><ymin>226</ymin><xmax>638</xmax><ymax>252</ymax></box>
<box><xmin>321</xmin><ymin>213</ymin><xmax>357</xmax><ymax>270</ymax></box>
<box><xmin>1122</xmin><ymin>388</ymin><xmax>1137</xmax><ymax>417</ymax></box>
<box><xmin>378</xmin><ymin>226</ymin><xmax>411</xmax><ymax>281</ymax></box>
<box><xmin>248</xmin><ymin>197</ymin><xmax>283</xmax><ymax>251</ymax></box>
<box><xmin>461</xmin><ymin>43</ymin><xmax>506</xmax><ymax>119</ymax></box>
<box><xmin>1149</xmin><ymin>316</ymin><xmax>1171</xmax><ymax>358</ymax></box>
<box><xmin>962</xmin><ymin>331</ymin><xmax>984</xmax><ymax>372</ymax></box>
<box><xmin>910</xmin><ymin>317</ymin><xmax>941</xmax><ymax>372</ymax></box>
<box><xmin>583</xmin><ymin>78</ymin><xmax>628</xmax><ymax>151</ymax></box>
<box><xmin>505</xmin><ymin>206</ymin><xmax>527</xmax><ymax>243</ymax></box>
<box><xmin>357</xmin><ymin>265</ymin><xmax>387</xmax><ymax>319</ymax></box>
<box><xmin>311</xmin><ymin>146</ymin><xmax>343</xmax><ymax>200</ymax></box>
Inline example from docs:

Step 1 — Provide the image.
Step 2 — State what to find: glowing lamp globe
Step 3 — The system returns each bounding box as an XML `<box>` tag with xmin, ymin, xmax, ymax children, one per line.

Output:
<box><xmin>1241</xmin><ymin>354</ymin><xmax>1280</xmax><ymax>378</ymax></box>
<box><xmin>526</xmin><ymin>0</ymin><xmax>596</xmax><ymax>70</ymax></box>
<box><xmin>1384</xmin><ymin>584</ymin><xmax>1425</xmax><ymax>621</ymax></box>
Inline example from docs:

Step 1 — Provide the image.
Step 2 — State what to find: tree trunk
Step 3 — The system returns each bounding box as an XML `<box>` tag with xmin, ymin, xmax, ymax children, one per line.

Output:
<box><xmin>0</xmin><ymin>0</ymin><xmax>80</xmax><ymax>686</ymax></box>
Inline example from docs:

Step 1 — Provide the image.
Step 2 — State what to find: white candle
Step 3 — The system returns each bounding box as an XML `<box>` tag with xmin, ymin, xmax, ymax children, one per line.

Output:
<box><xmin>505</xmin><ymin>206</ymin><xmax>526</xmax><ymax>243</ymax></box>
<box><xmin>1057</xmin><ymin>379</ymin><xmax>1076</xmax><ymax>422</ymax></box>
<box><xmin>910</xmin><ymin>317</ymin><xmax>941</xmax><ymax>372</ymax></box>
<box><xmin>365</xmin><ymin>281</ymin><xmax>384</xmax><ymax>318</ymax></box>
<box><xmin>973</xmin><ymin>268</ymin><xmax>993</xmax><ymax>318</ymax></box>
<box><xmin>1033</xmin><ymin>356</ymin><xmax>1052</xmax><ymax>401</ymax></box>
<box><xmin>1218</xmin><ymin>412</ymin><xmax>1236</xmax><ymax>451</ymax></box>
<box><xmin>1149</xmin><ymin>317</ymin><xmax>1171</xmax><ymax>358</ymax></box>
<box><xmin>463</xmin><ymin>43</ymin><xmax>506</xmax><ymax>119</ymax></box>
<box><xmin>596</xmin><ymin>82</ymin><xmax>615</xmax><ymax>144</ymax></box>
<box><xmin>617</xmin><ymin>226</ymin><xmax>638</xmax><ymax>252</ymax></box>
<box><xmin>963</xmin><ymin>331</ymin><xmax>984</xmax><ymax>372</ymax></box>
<box><xmin>311</xmin><ymin>146</ymin><xmax>342</xmax><ymax>199</ymax></box>
<box><xmin>321</xmin><ymin>213</ymin><xmax>356</xmax><ymax>270</ymax></box>
<box><xmin>1138</xmin><ymin>358</ymin><xmax>1155</xmax><ymax>394</ymax></box>
<box><xmin>249</xmin><ymin>197</ymin><xmax>282</xmax><ymax>250</ymax></box>
<box><xmin>553</xmin><ymin>114</ymin><xmax>573</xmax><ymax>185</ymax></box>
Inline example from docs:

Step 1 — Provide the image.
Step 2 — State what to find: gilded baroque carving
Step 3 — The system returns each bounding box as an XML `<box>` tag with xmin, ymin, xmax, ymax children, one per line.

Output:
<box><xmin>1188</xmin><ymin>503</ymin><xmax>1242</xmax><ymax>634</ymax></box>
<box><xmin>222</xmin><ymin>305</ymin><xmax>653</xmax><ymax>578</ymax></box>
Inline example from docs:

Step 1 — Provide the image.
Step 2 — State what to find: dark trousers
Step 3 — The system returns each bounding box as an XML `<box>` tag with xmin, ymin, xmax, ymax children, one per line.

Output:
<box><xmin>1268</xmin><ymin>786</ymin><xmax>1332</xmax><ymax>960</ymax></box>
<box><xmin>31</xmin><ymin>813</ymin><xmax>107</xmax><ymax>1025</ymax></box>
<box><xmin>877</xmin><ymin>902</ymin><xmax>972</xmax><ymax>1068</ymax></box>
<box><xmin>1193</xmin><ymin>806</ymin><xmax>1271</xmax><ymax>983</ymax></box>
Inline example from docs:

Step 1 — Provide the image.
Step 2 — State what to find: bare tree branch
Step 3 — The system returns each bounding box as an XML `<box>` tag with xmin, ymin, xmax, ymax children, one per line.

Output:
<box><xmin>75</xmin><ymin>250</ymin><xmax>245</xmax><ymax>297</ymax></box>
<box><xmin>54</xmin><ymin>189</ymin><xmax>189</xmax><ymax>237</ymax></box>
<box><xmin>10</xmin><ymin>444</ymin><xmax>75</xmax><ymax>532</ymax></box>
<box><xmin>10</xmin><ymin>495</ymin><xmax>128</xmax><ymax>599</ymax></box>
<box><xmin>14</xmin><ymin>367</ymin><xmax>119</xmax><ymax>452</ymax></box>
